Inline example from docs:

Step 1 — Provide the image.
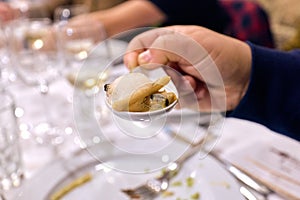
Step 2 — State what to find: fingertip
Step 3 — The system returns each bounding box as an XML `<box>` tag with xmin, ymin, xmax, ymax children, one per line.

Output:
<box><xmin>124</xmin><ymin>52</ymin><xmax>139</xmax><ymax>70</ymax></box>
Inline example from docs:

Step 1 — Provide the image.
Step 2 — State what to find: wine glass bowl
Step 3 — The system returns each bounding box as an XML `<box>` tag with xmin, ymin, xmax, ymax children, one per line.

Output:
<box><xmin>10</xmin><ymin>18</ymin><xmax>60</xmax><ymax>87</ymax></box>
<box><xmin>56</xmin><ymin>21</ymin><xmax>109</xmax><ymax>89</ymax></box>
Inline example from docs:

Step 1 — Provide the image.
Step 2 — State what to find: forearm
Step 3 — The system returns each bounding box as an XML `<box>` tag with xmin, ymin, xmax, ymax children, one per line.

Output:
<box><xmin>27</xmin><ymin>0</ymin><xmax>67</xmax><ymax>18</ymax></box>
<box><xmin>85</xmin><ymin>0</ymin><xmax>166</xmax><ymax>36</ymax></box>
<box><xmin>229</xmin><ymin>43</ymin><xmax>300</xmax><ymax>140</ymax></box>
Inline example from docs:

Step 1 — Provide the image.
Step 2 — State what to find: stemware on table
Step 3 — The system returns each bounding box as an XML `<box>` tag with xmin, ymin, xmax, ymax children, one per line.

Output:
<box><xmin>56</xmin><ymin>20</ymin><xmax>111</xmax><ymax>94</ymax></box>
<box><xmin>9</xmin><ymin>18</ymin><xmax>64</xmax><ymax>146</ymax></box>
<box><xmin>0</xmin><ymin>89</ymin><xmax>22</xmax><ymax>199</ymax></box>
<box><xmin>9</xmin><ymin>18</ymin><xmax>60</xmax><ymax>87</ymax></box>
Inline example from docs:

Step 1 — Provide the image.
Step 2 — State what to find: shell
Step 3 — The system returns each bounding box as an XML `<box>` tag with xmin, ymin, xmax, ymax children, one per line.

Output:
<box><xmin>104</xmin><ymin>72</ymin><xmax>177</xmax><ymax>112</ymax></box>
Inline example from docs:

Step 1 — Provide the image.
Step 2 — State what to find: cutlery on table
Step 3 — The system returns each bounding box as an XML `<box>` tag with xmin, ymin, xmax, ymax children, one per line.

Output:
<box><xmin>208</xmin><ymin>150</ymin><xmax>272</xmax><ymax>197</ymax></box>
<box><xmin>164</xmin><ymin>127</ymin><xmax>273</xmax><ymax>199</ymax></box>
<box><xmin>121</xmin><ymin>142</ymin><xmax>203</xmax><ymax>199</ymax></box>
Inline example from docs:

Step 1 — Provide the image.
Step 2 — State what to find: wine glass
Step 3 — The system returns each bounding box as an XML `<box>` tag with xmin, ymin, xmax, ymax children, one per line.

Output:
<box><xmin>10</xmin><ymin>18</ymin><xmax>59</xmax><ymax>88</ymax></box>
<box><xmin>55</xmin><ymin>20</ymin><xmax>111</xmax><ymax>149</ymax></box>
<box><xmin>9</xmin><ymin>18</ymin><xmax>62</xmax><ymax>146</ymax></box>
<box><xmin>56</xmin><ymin>21</ymin><xmax>110</xmax><ymax>93</ymax></box>
<box><xmin>0</xmin><ymin>89</ymin><xmax>23</xmax><ymax>199</ymax></box>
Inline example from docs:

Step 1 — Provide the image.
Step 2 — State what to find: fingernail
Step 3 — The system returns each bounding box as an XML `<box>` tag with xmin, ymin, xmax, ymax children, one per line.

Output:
<box><xmin>125</xmin><ymin>54</ymin><xmax>137</xmax><ymax>71</ymax></box>
<box><xmin>128</xmin><ymin>62</ymin><xmax>137</xmax><ymax>72</ymax></box>
<box><xmin>138</xmin><ymin>50</ymin><xmax>152</xmax><ymax>64</ymax></box>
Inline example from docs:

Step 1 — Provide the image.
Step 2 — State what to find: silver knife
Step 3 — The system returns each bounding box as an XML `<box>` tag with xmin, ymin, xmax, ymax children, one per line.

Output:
<box><xmin>164</xmin><ymin>127</ymin><xmax>272</xmax><ymax>197</ymax></box>
<box><xmin>208</xmin><ymin>150</ymin><xmax>272</xmax><ymax>196</ymax></box>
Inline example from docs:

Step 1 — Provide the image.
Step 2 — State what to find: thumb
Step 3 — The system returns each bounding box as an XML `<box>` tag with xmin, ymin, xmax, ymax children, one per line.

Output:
<box><xmin>138</xmin><ymin>49</ymin><xmax>178</xmax><ymax>69</ymax></box>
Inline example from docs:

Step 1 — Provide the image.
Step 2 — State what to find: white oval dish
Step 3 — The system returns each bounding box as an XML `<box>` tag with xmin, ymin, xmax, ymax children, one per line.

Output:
<box><xmin>106</xmin><ymin>67</ymin><xmax>178</xmax><ymax>121</ymax></box>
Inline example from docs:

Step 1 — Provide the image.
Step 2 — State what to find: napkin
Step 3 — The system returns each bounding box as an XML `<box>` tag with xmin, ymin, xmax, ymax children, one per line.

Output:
<box><xmin>216</xmin><ymin>118</ymin><xmax>300</xmax><ymax>200</ymax></box>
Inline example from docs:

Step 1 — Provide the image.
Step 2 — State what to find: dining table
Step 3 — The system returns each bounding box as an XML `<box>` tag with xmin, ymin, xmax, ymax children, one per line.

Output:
<box><xmin>2</xmin><ymin>38</ymin><xmax>300</xmax><ymax>200</ymax></box>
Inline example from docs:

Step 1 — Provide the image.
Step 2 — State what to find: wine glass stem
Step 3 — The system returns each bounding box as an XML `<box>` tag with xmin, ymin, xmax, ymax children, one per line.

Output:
<box><xmin>38</xmin><ymin>81</ymin><xmax>64</xmax><ymax>156</ymax></box>
<box><xmin>36</xmin><ymin>81</ymin><xmax>54</xmax><ymax>143</ymax></box>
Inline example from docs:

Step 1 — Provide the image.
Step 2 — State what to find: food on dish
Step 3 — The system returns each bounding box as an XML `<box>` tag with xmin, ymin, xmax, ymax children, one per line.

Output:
<box><xmin>190</xmin><ymin>192</ymin><xmax>201</xmax><ymax>199</ymax></box>
<box><xmin>104</xmin><ymin>72</ymin><xmax>177</xmax><ymax>112</ymax></box>
<box><xmin>186</xmin><ymin>176</ymin><xmax>195</xmax><ymax>187</ymax></box>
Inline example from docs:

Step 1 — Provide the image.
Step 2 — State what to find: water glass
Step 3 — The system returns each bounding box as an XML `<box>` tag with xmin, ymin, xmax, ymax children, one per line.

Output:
<box><xmin>0</xmin><ymin>91</ymin><xmax>22</xmax><ymax>191</ymax></box>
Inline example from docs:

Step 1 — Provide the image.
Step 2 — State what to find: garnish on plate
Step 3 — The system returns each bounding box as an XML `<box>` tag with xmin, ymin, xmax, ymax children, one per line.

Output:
<box><xmin>162</xmin><ymin>190</ymin><xmax>175</xmax><ymax>197</ymax></box>
<box><xmin>171</xmin><ymin>180</ymin><xmax>183</xmax><ymax>187</ymax></box>
<box><xmin>186</xmin><ymin>176</ymin><xmax>195</xmax><ymax>187</ymax></box>
<box><xmin>190</xmin><ymin>192</ymin><xmax>201</xmax><ymax>199</ymax></box>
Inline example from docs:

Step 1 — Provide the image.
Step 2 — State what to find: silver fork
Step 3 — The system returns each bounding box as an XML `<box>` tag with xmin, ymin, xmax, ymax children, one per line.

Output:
<box><xmin>121</xmin><ymin>143</ymin><xmax>203</xmax><ymax>199</ymax></box>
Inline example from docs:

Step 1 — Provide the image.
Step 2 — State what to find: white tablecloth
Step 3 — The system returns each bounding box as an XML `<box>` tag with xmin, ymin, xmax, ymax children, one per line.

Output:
<box><xmin>5</xmin><ymin>64</ymin><xmax>300</xmax><ymax>200</ymax></box>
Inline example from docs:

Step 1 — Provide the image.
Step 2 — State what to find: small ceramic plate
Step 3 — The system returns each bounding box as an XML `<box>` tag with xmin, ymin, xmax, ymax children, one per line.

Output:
<box><xmin>106</xmin><ymin>67</ymin><xmax>178</xmax><ymax>121</ymax></box>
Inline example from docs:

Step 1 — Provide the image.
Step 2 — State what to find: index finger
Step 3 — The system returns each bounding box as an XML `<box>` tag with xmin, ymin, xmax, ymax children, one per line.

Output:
<box><xmin>123</xmin><ymin>27</ymin><xmax>175</xmax><ymax>69</ymax></box>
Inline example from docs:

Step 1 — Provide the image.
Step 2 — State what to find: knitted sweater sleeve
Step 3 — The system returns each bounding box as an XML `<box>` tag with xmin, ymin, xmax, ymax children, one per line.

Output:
<box><xmin>229</xmin><ymin>43</ymin><xmax>300</xmax><ymax>141</ymax></box>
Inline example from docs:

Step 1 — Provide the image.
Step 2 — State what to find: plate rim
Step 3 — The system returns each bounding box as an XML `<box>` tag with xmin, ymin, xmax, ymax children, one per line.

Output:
<box><xmin>15</xmin><ymin>142</ymin><xmax>244</xmax><ymax>200</ymax></box>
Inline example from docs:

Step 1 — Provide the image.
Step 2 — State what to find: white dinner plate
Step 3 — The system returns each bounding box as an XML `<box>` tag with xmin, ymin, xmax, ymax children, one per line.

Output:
<box><xmin>15</xmin><ymin>140</ymin><xmax>244</xmax><ymax>200</ymax></box>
